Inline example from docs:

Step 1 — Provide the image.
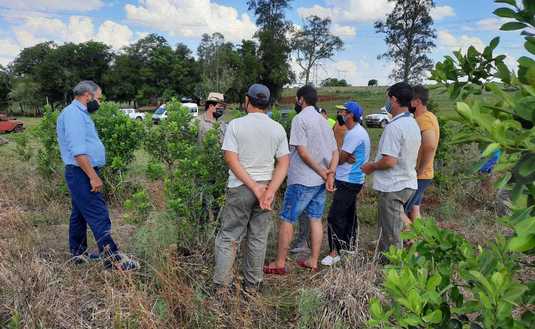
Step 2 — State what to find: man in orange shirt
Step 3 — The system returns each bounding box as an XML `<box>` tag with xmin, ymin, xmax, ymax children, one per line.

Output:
<box><xmin>404</xmin><ymin>85</ymin><xmax>440</xmax><ymax>221</ymax></box>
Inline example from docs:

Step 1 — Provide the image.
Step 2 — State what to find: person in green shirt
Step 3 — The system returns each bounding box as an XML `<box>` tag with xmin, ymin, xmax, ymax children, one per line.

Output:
<box><xmin>320</xmin><ymin>108</ymin><xmax>336</xmax><ymax>128</ymax></box>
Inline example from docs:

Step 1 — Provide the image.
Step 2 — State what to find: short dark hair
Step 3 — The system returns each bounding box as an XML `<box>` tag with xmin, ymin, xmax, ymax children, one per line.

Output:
<box><xmin>412</xmin><ymin>85</ymin><xmax>429</xmax><ymax>105</ymax></box>
<box><xmin>205</xmin><ymin>101</ymin><xmax>217</xmax><ymax>111</ymax></box>
<box><xmin>296</xmin><ymin>85</ymin><xmax>318</xmax><ymax>107</ymax></box>
<box><xmin>247</xmin><ymin>95</ymin><xmax>270</xmax><ymax>110</ymax></box>
<box><xmin>388</xmin><ymin>82</ymin><xmax>413</xmax><ymax>108</ymax></box>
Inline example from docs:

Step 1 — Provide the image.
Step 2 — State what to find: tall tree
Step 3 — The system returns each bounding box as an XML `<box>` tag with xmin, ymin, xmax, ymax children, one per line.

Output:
<box><xmin>293</xmin><ymin>15</ymin><xmax>343</xmax><ymax>86</ymax></box>
<box><xmin>375</xmin><ymin>0</ymin><xmax>436</xmax><ymax>83</ymax></box>
<box><xmin>0</xmin><ymin>65</ymin><xmax>10</xmax><ymax>111</ymax></box>
<box><xmin>247</xmin><ymin>0</ymin><xmax>294</xmax><ymax>100</ymax></box>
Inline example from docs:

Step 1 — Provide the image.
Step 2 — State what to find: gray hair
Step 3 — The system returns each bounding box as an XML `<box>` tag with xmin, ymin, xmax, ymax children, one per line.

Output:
<box><xmin>73</xmin><ymin>80</ymin><xmax>100</xmax><ymax>96</ymax></box>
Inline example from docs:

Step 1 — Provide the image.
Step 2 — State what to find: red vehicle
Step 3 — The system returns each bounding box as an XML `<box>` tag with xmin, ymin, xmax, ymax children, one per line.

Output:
<box><xmin>0</xmin><ymin>114</ymin><xmax>24</xmax><ymax>133</ymax></box>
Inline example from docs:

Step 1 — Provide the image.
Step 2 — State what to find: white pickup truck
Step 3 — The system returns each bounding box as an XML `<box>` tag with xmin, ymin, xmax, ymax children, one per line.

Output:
<box><xmin>120</xmin><ymin>108</ymin><xmax>146</xmax><ymax>120</ymax></box>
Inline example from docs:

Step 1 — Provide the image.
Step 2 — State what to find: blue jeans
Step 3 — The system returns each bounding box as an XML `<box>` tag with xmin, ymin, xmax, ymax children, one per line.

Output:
<box><xmin>65</xmin><ymin>165</ymin><xmax>118</xmax><ymax>256</ymax></box>
<box><xmin>280</xmin><ymin>184</ymin><xmax>326</xmax><ymax>224</ymax></box>
<box><xmin>404</xmin><ymin>179</ymin><xmax>433</xmax><ymax>214</ymax></box>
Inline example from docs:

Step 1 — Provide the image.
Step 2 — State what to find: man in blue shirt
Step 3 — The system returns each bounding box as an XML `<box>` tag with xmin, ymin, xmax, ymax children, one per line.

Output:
<box><xmin>56</xmin><ymin>80</ymin><xmax>138</xmax><ymax>271</ymax></box>
<box><xmin>321</xmin><ymin>101</ymin><xmax>370</xmax><ymax>266</ymax></box>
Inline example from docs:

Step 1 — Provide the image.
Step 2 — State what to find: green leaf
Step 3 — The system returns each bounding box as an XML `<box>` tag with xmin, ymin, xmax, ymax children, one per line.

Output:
<box><xmin>490</xmin><ymin>36</ymin><xmax>500</xmax><ymax>50</ymax></box>
<box><xmin>369</xmin><ymin>298</ymin><xmax>384</xmax><ymax>319</ymax></box>
<box><xmin>508</xmin><ymin>235</ymin><xmax>535</xmax><ymax>252</ymax></box>
<box><xmin>504</xmin><ymin>283</ymin><xmax>528</xmax><ymax>303</ymax></box>
<box><xmin>422</xmin><ymin>309</ymin><xmax>443</xmax><ymax>324</ymax></box>
<box><xmin>456</xmin><ymin>102</ymin><xmax>472</xmax><ymax>121</ymax></box>
<box><xmin>517</xmin><ymin>154</ymin><xmax>535</xmax><ymax>177</ymax></box>
<box><xmin>514</xmin><ymin>217</ymin><xmax>535</xmax><ymax>236</ymax></box>
<box><xmin>494</xmin><ymin>7</ymin><xmax>518</xmax><ymax>18</ymax></box>
<box><xmin>525</xmin><ymin>38</ymin><xmax>535</xmax><ymax>56</ymax></box>
<box><xmin>500</xmin><ymin>22</ymin><xmax>528</xmax><ymax>30</ymax></box>
<box><xmin>512</xmin><ymin>183</ymin><xmax>525</xmax><ymax>204</ymax></box>
<box><xmin>495</xmin><ymin>172</ymin><xmax>512</xmax><ymax>189</ymax></box>
<box><xmin>495</xmin><ymin>0</ymin><xmax>517</xmax><ymax>6</ymax></box>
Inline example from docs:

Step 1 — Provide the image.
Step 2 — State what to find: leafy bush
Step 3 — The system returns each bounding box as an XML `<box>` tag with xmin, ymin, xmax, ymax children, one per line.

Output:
<box><xmin>124</xmin><ymin>188</ymin><xmax>153</xmax><ymax>224</ymax></box>
<box><xmin>92</xmin><ymin>102</ymin><xmax>145</xmax><ymax>199</ymax></box>
<box><xmin>34</xmin><ymin>105</ymin><xmax>61</xmax><ymax>180</ymax></box>
<box><xmin>371</xmin><ymin>2</ymin><xmax>535</xmax><ymax>327</ymax></box>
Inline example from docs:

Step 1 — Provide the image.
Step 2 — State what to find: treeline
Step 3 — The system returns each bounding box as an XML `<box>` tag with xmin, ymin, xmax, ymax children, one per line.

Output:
<box><xmin>0</xmin><ymin>0</ymin><xmax>348</xmax><ymax>116</ymax></box>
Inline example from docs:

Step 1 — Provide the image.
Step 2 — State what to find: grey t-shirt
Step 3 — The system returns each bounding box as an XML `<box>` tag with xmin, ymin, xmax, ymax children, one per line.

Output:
<box><xmin>287</xmin><ymin>106</ymin><xmax>337</xmax><ymax>187</ymax></box>
<box><xmin>222</xmin><ymin>112</ymin><xmax>289</xmax><ymax>188</ymax></box>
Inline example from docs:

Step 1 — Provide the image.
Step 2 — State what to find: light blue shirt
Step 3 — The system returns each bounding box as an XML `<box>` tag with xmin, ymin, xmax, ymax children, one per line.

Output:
<box><xmin>56</xmin><ymin>100</ymin><xmax>106</xmax><ymax>167</ymax></box>
<box><xmin>336</xmin><ymin>123</ymin><xmax>370</xmax><ymax>184</ymax></box>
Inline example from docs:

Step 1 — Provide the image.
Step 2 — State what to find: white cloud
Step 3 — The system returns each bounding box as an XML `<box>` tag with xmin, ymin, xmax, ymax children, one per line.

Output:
<box><xmin>331</xmin><ymin>24</ymin><xmax>356</xmax><ymax>38</ymax></box>
<box><xmin>0</xmin><ymin>0</ymin><xmax>104</xmax><ymax>12</ymax></box>
<box><xmin>124</xmin><ymin>0</ymin><xmax>257</xmax><ymax>42</ymax></box>
<box><xmin>476</xmin><ymin>18</ymin><xmax>506</xmax><ymax>31</ymax></box>
<box><xmin>438</xmin><ymin>30</ymin><xmax>485</xmax><ymax>52</ymax></box>
<box><xmin>96</xmin><ymin>21</ymin><xmax>135</xmax><ymax>49</ymax></box>
<box><xmin>431</xmin><ymin>5</ymin><xmax>455</xmax><ymax>21</ymax></box>
<box><xmin>298</xmin><ymin>0</ymin><xmax>394</xmax><ymax>23</ymax></box>
<box><xmin>0</xmin><ymin>38</ymin><xmax>21</xmax><ymax>66</ymax></box>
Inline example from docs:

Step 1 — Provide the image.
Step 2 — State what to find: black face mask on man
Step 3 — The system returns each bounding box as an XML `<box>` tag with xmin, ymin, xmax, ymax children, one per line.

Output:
<box><xmin>294</xmin><ymin>101</ymin><xmax>302</xmax><ymax>114</ymax></box>
<box><xmin>87</xmin><ymin>99</ymin><xmax>100</xmax><ymax>113</ymax></box>
<box><xmin>336</xmin><ymin>114</ymin><xmax>345</xmax><ymax>125</ymax></box>
<box><xmin>213</xmin><ymin>107</ymin><xmax>224</xmax><ymax>119</ymax></box>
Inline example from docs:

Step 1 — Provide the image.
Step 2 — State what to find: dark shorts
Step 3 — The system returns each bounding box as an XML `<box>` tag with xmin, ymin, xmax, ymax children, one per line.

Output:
<box><xmin>404</xmin><ymin>179</ymin><xmax>433</xmax><ymax>214</ymax></box>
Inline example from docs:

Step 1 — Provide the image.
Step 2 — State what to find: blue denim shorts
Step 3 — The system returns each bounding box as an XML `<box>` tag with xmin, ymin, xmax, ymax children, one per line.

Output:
<box><xmin>404</xmin><ymin>179</ymin><xmax>433</xmax><ymax>214</ymax></box>
<box><xmin>280</xmin><ymin>184</ymin><xmax>326</xmax><ymax>224</ymax></box>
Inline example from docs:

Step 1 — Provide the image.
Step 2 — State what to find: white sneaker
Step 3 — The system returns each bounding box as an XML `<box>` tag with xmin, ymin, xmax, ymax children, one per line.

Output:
<box><xmin>320</xmin><ymin>255</ymin><xmax>341</xmax><ymax>266</ymax></box>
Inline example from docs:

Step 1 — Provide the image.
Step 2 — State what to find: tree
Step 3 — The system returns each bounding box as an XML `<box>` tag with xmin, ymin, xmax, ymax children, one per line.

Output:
<box><xmin>321</xmin><ymin>78</ymin><xmax>349</xmax><ymax>87</ymax></box>
<box><xmin>247</xmin><ymin>0</ymin><xmax>294</xmax><ymax>100</ymax></box>
<box><xmin>0</xmin><ymin>65</ymin><xmax>10</xmax><ymax>111</ymax></box>
<box><xmin>368</xmin><ymin>79</ymin><xmax>379</xmax><ymax>86</ymax></box>
<box><xmin>293</xmin><ymin>15</ymin><xmax>343</xmax><ymax>85</ymax></box>
<box><xmin>8</xmin><ymin>76</ymin><xmax>42</xmax><ymax>116</ymax></box>
<box><xmin>375</xmin><ymin>0</ymin><xmax>436</xmax><ymax>83</ymax></box>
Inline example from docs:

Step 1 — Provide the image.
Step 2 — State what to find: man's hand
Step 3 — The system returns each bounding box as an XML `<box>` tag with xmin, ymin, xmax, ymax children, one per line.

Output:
<box><xmin>361</xmin><ymin>162</ymin><xmax>376</xmax><ymax>175</ymax></box>
<box><xmin>260</xmin><ymin>188</ymin><xmax>275</xmax><ymax>210</ymax></box>
<box><xmin>326</xmin><ymin>173</ymin><xmax>335</xmax><ymax>192</ymax></box>
<box><xmin>90</xmin><ymin>175</ymin><xmax>103</xmax><ymax>193</ymax></box>
<box><xmin>252</xmin><ymin>183</ymin><xmax>268</xmax><ymax>203</ymax></box>
<box><xmin>319</xmin><ymin>167</ymin><xmax>333</xmax><ymax>181</ymax></box>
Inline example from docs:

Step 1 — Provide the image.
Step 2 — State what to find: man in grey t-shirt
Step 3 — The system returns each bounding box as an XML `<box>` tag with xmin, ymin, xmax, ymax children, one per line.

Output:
<box><xmin>265</xmin><ymin>85</ymin><xmax>338</xmax><ymax>273</ymax></box>
<box><xmin>362</xmin><ymin>82</ymin><xmax>421</xmax><ymax>257</ymax></box>
<box><xmin>214</xmin><ymin>84</ymin><xmax>289</xmax><ymax>292</ymax></box>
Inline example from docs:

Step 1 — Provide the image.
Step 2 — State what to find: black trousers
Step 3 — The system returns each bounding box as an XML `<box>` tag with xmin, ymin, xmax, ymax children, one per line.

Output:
<box><xmin>327</xmin><ymin>180</ymin><xmax>363</xmax><ymax>253</ymax></box>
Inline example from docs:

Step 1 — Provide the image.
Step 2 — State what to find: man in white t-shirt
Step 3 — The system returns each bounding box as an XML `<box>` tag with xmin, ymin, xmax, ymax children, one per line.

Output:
<box><xmin>321</xmin><ymin>101</ymin><xmax>370</xmax><ymax>266</ymax></box>
<box><xmin>213</xmin><ymin>84</ymin><xmax>290</xmax><ymax>292</ymax></box>
<box><xmin>362</xmin><ymin>82</ymin><xmax>421</xmax><ymax>256</ymax></box>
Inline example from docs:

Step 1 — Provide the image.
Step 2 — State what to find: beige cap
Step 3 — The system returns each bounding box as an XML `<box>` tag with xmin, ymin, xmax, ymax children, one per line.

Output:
<box><xmin>206</xmin><ymin>92</ymin><xmax>225</xmax><ymax>103</ymax></box>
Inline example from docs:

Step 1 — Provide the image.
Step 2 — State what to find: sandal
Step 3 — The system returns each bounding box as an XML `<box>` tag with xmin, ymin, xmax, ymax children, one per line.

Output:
<box><xmin>297</xmin><ymin>259</ymin><xmax>318</xmax><ymax>272</ymax></box>
<box><xmin>263</xmin><ymin>264</ymin><xmax>289</xmax><ymax>275</ymax></box>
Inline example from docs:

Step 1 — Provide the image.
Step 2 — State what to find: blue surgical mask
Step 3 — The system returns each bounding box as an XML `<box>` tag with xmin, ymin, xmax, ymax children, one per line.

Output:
<box><xmin>385</xmin><ymin>99</ymin><xmax>393</xmax><ymax>113</ymax></box>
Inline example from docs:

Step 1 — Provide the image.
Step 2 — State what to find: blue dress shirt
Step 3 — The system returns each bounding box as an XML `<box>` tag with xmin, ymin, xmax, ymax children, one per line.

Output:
<box><xmin>56</xmin><ymin>100</ymin><xmax>106</xmax><ymax>167</ymax></box>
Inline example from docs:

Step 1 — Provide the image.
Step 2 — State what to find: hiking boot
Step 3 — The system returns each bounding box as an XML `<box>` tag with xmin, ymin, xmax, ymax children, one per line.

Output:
<box><xmin>103</xmin><ymin>253</ymin><xmax>140</xmax><ymax>271</ymax></box>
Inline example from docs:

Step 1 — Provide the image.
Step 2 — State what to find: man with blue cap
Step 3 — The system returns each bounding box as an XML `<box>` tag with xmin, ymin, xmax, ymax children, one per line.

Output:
<box><xmin>321</xmin><ymin>101</ymin><xmax>370</xmax><ymax>266</ymax></box>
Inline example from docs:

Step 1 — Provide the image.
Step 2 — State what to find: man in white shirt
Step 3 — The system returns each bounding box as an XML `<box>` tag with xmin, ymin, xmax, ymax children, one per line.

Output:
<box><xmin>362</xmin><ymin>82</ymin><xmax>421</xmax><ymax>255</ymax></box>
<box><xmin>321</xmin><ymin>101</ymin><xmax>370</xmax><ymax>266</ymax></box>
<box><xmin>213</xmin><ymin>84</ymin><xmax>290</xmax><ymax>292</ymax></box>
<box><xmin>264</xmin><ymin>85</ymin><xmax>338</xmax><ymax>273</ymax></box>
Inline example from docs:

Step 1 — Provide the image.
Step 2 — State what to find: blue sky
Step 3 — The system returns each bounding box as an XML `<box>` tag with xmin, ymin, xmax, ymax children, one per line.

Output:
<box><xmin>0</xmin><ymin>0</ymin><xmax>526</xmax><ymax>85</ymax></box>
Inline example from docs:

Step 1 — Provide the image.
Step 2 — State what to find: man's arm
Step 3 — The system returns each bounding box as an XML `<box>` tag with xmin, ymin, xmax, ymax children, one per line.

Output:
<box><xmin>326</xmin><ymin>149</ymin><xmax>339</xmax><ymax>192</ymax></box>
<box><xmin>296</xmin><ymin>145</ymin><xmax>331</xmax><ymax>179</ymax></box>
<box><xmin>417</xmin><ymin>130</ymin><xmax>437</xmax><ymax>176</ymax></box>
<box><xmin>361</xmin><ymin>155</ymin><xmax>398</xmax><ymax>175</ymax></box>
<box><xmin>260</xmin><ymin>155</ymin><xmax>290</xmax><ymax>210</ymax></box>
<box><xmin>224</xmin><ymin>150</ymin><xmax>267</xmax><ymax>201</ymax></box>
<box><xmin>338</xmin><ymin>150</ymin><xmax>355</xmax><ymax>165</ymax></box>
<box><xmin>75</xmin><ymin>155</ymin><xmax>103</xmax><ymax>192</ymax></box>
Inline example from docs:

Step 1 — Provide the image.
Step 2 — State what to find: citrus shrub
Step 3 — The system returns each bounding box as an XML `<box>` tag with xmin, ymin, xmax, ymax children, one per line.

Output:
<box><xmin>369</xmin><ymin>1</ymin><xmax>535</xmax><ymax>328</ymax></box>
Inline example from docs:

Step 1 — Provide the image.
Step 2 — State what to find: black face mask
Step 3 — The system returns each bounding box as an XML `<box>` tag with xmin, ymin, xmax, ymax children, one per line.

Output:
<box><xmin>409</xmin><ymin>106</ymin><xmax>416</xmax><ymax>114</ymax></box>
<box><xmin>336</xmin><ymin>114</ymin><xmax>345</xmax><ymax>125</ymax></box>
<box><xmin>87</xmin><ymin>100</ymin><xmax>100</xmax><ymax>113</ymax></box>
<box><xmin>213</xmin><ymin>108</ymin><xmax>224</xmax><ymax>119</ymax></box>
<box><xmin>294</xmin><ymin>102</ymin><xmax>302</xmax><ymax>114</ymax></box>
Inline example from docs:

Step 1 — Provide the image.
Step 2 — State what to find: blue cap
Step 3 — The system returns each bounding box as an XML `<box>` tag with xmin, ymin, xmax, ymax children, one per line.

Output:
<box><xmin>336</xmin><ymin>101</ymin><xmax>363</xmax><ymax>120</ymax></box>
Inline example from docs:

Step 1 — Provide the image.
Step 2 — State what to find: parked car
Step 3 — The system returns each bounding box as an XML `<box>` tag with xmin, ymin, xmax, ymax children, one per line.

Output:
<box><xmin>120</xmin><ymin>108</ymin><xmax>145</xmax><ymax>120</ymax></box>
<box><xmin>365</xmin><ymin>107</ymin><xmax>392</xmax><ymax>128</ymax></box>
<box><xmin>152</xmin><ymin>103</ymin><xmax>199</xmax><ymax>124</ymax></box>
<box><xmin>0</xmin><ymin>114</ymin><xmax>24</xmax><ymax>133</ymax></box>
